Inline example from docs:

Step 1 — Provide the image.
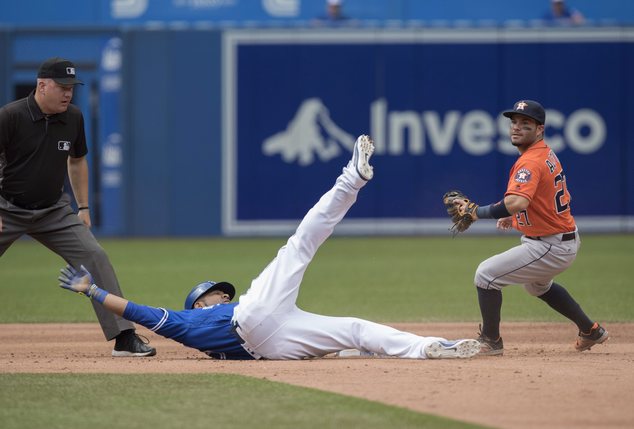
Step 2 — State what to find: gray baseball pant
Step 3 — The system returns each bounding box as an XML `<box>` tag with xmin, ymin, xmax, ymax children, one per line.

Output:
<box><xmin>0</xmin><ymin>193</ymin><xmax>134</xmax><ymax>340</ymax></box>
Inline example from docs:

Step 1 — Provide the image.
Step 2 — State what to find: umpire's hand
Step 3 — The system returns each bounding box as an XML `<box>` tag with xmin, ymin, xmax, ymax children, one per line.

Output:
<box><xmin>77</xmin><ymin>210</ymin><xmax>92</xmax><ymax>228</ymax></box>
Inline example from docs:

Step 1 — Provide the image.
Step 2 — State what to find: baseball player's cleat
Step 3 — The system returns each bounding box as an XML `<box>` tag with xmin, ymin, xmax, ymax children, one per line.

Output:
<box><xmin>424</xmin><ymin>339</ymin><xmax>480</xmax><ymax>359</ymax></box>
<box><xmin>575</xmin><ymin>323</ymin><xmax>609</xmax><ymax>352</ymax></box>
<box><xmin>352</xmin><ymin>134</ymin><xmax>374</xmax><ymax>181</ymax></box>
<box><xmin>476</xmin><ymin>329</ymin><xmax>504</xmax><ymax>356</ymax></box>
<box><xmin>112</xmin><ymin>331</ymin><xmax>157</xmax><ymax>357</ymax></box>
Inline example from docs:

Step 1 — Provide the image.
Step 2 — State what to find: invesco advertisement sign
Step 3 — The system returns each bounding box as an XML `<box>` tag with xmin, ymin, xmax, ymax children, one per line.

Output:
<box><xmin>222</xmin><ymin>30</ymin><xmax>624</xmax><ymax>235</ymax></box>
<box><xmin>259</xmin><ymin>97</ymin><xmax>605</xmax><ymax>166</ymax></box>
<box><xmin>367</xmin><ymin>99</ymin><xmax>604</xmax><ymax>157</ymax></box>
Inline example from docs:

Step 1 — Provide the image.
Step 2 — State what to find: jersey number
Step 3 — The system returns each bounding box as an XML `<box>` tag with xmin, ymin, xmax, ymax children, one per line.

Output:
<box><xmin>554</xmin><ymin>171</ymin><xmax>570</xmax><ymax>213</ymax></box>
<box><xmin>515</xmin><ymin>210</ymin><xmax>531</xmax><ymax>226</ymax></box>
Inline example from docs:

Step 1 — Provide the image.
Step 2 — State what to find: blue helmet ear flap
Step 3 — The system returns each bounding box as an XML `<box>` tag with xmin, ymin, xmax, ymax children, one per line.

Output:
<box><xmin>184</xmin><ymin>281</ymin><xmax>236</xmax><ymax>309</ymax></box>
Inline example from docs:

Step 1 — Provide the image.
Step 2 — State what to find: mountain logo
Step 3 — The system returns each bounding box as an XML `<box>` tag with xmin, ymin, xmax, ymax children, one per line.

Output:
<box><xmin>262</xmin><ymin>98</ymin><xmax>355</xmax><ymax>166</ymax></box>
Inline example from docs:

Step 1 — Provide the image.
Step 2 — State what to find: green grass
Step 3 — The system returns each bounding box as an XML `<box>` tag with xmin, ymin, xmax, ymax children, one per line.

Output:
<box><xmin>1</xmin><ymin>235</ymin><xmax>633</xmax><ymax>323</ymax></box>
<box><xmin>0</xmin><ymin>374</ymin><xmax>489</xmax><ymax>429</ymax></box>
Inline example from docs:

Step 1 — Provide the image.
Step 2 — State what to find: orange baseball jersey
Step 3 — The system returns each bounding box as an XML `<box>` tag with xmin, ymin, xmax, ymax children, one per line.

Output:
<box><xmin>505</xmin><ymin>140</ymin><xmax>576</xmax><ymax>236</ymax></box>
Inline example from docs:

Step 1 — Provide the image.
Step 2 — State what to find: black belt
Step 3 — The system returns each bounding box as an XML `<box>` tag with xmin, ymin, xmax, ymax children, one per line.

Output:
<box><xmin>0</xmin><ymin>191</ymin><xmax>52</xmax><ymax>210</ymax></box>
<box><xmin>230</xmin><ymin>320</ymin><xmax>246</xmax><ymax>344</ymax></box>
<box><xmin>526</xmin><ymin>232</ymin><xmax>576</xmax><ymax>242</ymax></box>
<box><xmin>231</xmin><ymin>321</ymin><xmax>266</xmax><ymax>360</ymax></box>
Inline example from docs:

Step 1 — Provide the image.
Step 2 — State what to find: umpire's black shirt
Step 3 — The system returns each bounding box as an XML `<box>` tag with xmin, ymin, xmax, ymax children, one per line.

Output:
<box><xmin>0</xmin><ymin>90</ymin><xmax>87</xmax><ymax>209</ymax></box>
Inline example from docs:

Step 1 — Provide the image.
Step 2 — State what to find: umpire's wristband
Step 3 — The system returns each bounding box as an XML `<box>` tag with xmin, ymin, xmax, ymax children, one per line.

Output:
<box><xmin>476</xmin><ymin>201</ymin><xmax>511</xmax><ymax>219</ymax></box>
<box><xmin>86</xmin><ymin>284</ymin><xmax>108</xmax><ymax>304</ymax></box>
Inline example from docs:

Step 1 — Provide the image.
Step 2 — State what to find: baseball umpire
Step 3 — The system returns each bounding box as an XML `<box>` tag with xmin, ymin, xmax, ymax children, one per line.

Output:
<box><xmin>446</xmin><ymin>100</ymin><xmax>608</xmax><ymax>356</ymax></box>
<box><xmin>58</xmin><ymin>135</ymin><xmax>480</xmax><ymax>360</ymax></box>
<box><xmin>0</xmin><ymin>57</ymin><xmax>155</xmax><ymax>357</ymax></box>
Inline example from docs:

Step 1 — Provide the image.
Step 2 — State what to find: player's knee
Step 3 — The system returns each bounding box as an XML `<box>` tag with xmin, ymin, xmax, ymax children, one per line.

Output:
<box><xmin>475</xmin><ymin>281</ymin><xmax>502</xmax><ymax>291</ymax></box>
<box><xmin>524</xmin><ymin>282</ymin><xmax>551</xmax><ymax>297</ymax></box>
<box><xmin>474</xmin><ymin>262</ymin><xmax>502</xmax><ymax>291</ymax></box>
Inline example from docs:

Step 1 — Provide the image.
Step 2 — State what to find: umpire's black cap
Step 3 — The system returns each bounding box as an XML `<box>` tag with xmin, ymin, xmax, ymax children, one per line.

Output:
<box><xmin>502</xmin><ymin>100</ymin><xmax>545</xmax><ymax>125</ymax></box>
<box><xmin>37</xmin><ymin>57</ymin><xmax>84</xmax><ymax>85</ymax></box>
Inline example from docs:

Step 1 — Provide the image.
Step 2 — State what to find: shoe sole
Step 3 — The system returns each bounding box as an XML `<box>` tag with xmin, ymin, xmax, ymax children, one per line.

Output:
<box><xmin>112</xmin><ymin>349</ymin><xmax>157</xmax><ymax>357</ymax></box>
<box><xmin>353</xmin><ymin>135</ymin><xmax>374</xmax><ymax>181</ymax></box>
<box><xmin>478</xmin><ymin>348</ymin><xmax>504</xmax><ymax>356</ymax></box>
<box><xmin>425</xmin><ymin>339</ymin><xmax>480</xmax><ymax>359</ymax></box>
<box><xmin>575</xmin><ymin>330</ymin><xmax>609</xmax><ymax>352</ymax></box>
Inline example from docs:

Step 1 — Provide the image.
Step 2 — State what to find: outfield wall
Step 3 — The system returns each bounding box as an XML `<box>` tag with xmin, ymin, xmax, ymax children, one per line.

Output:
<box><xmin>1</xmin><ymin>27</ymin><xmax>633</xmax><ymax>236</ymax></box>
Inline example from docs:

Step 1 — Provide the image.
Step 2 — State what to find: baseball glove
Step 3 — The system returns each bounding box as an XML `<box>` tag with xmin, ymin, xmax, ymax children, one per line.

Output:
<box><xmin>442</xmin><ymin>190</ymin><xmax>478</xmax><ymax>235</ymax></box>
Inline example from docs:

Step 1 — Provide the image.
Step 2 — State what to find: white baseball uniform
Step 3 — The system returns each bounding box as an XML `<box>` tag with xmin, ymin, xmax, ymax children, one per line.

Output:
<box><xmin>232</xmin><ymin>162</ymin><xmax>445</xmax><ymax>359</ymax></box>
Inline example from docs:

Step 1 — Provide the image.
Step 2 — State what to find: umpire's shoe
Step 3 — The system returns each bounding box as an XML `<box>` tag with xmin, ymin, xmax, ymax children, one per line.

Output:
<box><xmin>112</xmin><ymin>329</ymin><xmax>157</xmax><ymax>357</ymax></box>
<box><xmin>575</xmin><ymin>323</ymin><xmax>609</xmax><ymax>352</ymax></box>
<box><xmin>352</xmin><ymin>134</ymin><xmax>374</xmax><ymax>181</ymax></box>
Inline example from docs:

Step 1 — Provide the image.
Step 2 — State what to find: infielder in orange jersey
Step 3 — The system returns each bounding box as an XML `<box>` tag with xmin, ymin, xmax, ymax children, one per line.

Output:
<box><xmin>454</xmin><ymin>99</ymin><xmax>608</xmax><ymax>356</ymax></box>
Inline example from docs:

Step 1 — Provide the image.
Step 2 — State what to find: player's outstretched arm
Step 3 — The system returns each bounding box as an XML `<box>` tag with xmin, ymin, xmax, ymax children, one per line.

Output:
<box><xmin>58</xmin><ymin>265</ymin><xmax>128</xmax><ymax>316</ymax></box>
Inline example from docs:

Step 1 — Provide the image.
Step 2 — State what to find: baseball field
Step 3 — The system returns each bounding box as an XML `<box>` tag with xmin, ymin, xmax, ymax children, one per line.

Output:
<box><xmin>1</xmin><ymin>235</ymin><xmax>632</xmax><ymax>429</ymax></box>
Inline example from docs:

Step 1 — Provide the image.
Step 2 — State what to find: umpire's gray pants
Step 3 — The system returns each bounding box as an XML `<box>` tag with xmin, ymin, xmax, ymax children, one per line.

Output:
<box><xmin>0</xmin><ymin>193</ymin><xmax>134</xmax><ymax>340</ymax></box>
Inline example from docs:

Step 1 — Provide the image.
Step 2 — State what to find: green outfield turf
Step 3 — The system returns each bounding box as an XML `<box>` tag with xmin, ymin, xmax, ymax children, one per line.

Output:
<box><xmin>0</xmin><ymin>235</ymin><xmax>632</xmax><ymax>323</ymax></box>
<box><xmin>0</xmin><ymin>373</ymin><xmax>490</xmax><ymax>429</ymax></box>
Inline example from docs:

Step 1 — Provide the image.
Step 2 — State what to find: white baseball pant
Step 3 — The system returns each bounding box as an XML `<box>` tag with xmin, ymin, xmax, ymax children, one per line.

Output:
<box><xmin>233</xmin><ymin>163</ymin><xmax>445</xmax><ymax>359</ymax></box>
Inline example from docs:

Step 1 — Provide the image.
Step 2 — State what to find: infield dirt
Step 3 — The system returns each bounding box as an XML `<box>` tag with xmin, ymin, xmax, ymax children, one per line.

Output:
<box><xmin>1</xmin><ymin>322</ymin><xmax>632</xmax><ymax>429</ymax></box>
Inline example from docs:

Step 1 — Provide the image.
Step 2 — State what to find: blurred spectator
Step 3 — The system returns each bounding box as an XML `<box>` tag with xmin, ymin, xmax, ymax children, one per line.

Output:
<box><xmin>313</xmin><ymin>0</ymin><xmax>350</xmax><ymax>26</ymax></box>
<box><xmin>543</xmin><ymin>0</ymin><xmax>585</xmax><ymax>25</ymax></box>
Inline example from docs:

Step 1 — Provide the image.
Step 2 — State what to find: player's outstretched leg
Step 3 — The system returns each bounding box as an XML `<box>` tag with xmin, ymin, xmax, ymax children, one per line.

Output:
<box><xmin>424</xmin><ymin>339</ymin><xmax>481</xmax><ymax>359</ymax></box>
<box><xmin>336</xmin><ymin>339</ymin><xmax>481</xmax><ymax>359</ymax></box>
<box><xmin>351</xmin><ymin>134</ymin><xmax>374</xmax><ymax>181</ymax></box>
<box><xmin>233</xmin><ymin>134</ymin><xmax>376</xmax><ymax>340</ymax></box>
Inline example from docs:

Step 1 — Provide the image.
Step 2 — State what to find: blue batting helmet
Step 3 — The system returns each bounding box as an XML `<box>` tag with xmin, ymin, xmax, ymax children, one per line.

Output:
<box><xmin>184</xmin><ymin>281</ymin><xmax>236</xmax><ymax>309</ymax></box>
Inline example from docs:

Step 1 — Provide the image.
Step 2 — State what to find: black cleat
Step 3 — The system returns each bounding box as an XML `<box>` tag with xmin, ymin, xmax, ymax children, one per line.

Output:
<box><xmin>112</xmin><ymin>330</ymin><xmax>156</xmax><ymax>357</ymax></box>
<box><xmin>575</xmin><ymin>323</ymin><xmax>609</xmax><ymax>352</ymax></box>
<box><xmin>476</xmin><ymin>326</ymin><xmax>504</xmax><ymax>356</ymax></box>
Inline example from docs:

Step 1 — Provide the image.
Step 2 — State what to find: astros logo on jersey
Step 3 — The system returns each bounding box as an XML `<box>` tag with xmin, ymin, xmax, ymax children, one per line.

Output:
<box><xmin>514</xmin><ymin>168</ymin><xmax>531</xmax><ymax>183</ymax></box>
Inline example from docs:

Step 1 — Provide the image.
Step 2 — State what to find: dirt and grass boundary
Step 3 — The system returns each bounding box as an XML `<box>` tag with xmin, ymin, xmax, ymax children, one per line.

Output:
<box><xmin>1</xmin><ymin>322</ymin><xmax>631</xmax><ymax>429</ymax></box>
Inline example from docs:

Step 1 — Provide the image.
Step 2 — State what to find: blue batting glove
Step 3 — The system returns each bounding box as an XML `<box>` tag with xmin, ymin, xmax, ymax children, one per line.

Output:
<box><xmin>58</xmin><ymin>264</ymin><xmax>94</xmax><ymax>294</ymax></box>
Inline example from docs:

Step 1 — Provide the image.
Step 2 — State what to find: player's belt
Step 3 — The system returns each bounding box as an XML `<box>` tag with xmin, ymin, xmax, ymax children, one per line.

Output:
<box><xmin>231</xmin><ymin>320</ymin><xmax>266</xmax><ymax>360</ymax></box>
<box><xmin>526</xmin><ymin>232</ymin><xmax>576</xmax><ymax>242</ymax></box>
